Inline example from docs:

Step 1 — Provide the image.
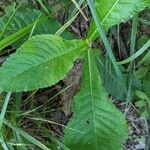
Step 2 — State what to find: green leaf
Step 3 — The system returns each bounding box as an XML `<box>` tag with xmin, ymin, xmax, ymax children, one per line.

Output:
<box><xmin>135</xmin><ymin>100</ymin><xmax>145</xmax><ymax>108</ymax></box>
<box><xmin>0</xmin><ymin>16</ymin><xmax>48</xmax><ymax>51</ymax></box>
<box><xmin>88</xmin><ymin>0</ymin><xmax>150</xmax><ymax>40</ymax></box>
<box><xmin>0</xmin><ymin>34</ymin><xmax>86</xmax><ymax>92</ymax></box>
<box><xmin>134</xmin><ymin>66</ymin><xmax>148</xmax><ymax>79</ymax></box>
<box><xmin>143</xmin><ymin>79</ymin><xmax>150</xmax><ymax>98</ymax></box>
<box><xmin>64</xmin><ymin>49</ymin><xmax>128</xmax><ymax>150</ymax></box>
<box><xmin>137</xmin><ymin>35</ymin><xmax>149</xmax><ymax>50</ymax></box>
<box><xmin>139</xmin><ymin>51</ymin><xmax>150</xmax><ymax>65</ymax></box>
<box><xmin>96</xmin><ymin>55</ymin><xmax>126</xmax><ymax>100</ymax></box>
<box><xmin>0</xmin><ymin>8</ymin><xmax>75</xmax><ymax>48</ymax></box>
<box><xmin>117</xmin><ymin>39</ymin><xmax>150</xmax><ymax>65</ymax></box>
<box><xmin>135</xmin><ymin>90</ymin><xmax>149</xmax><ymax>100</ymax></box>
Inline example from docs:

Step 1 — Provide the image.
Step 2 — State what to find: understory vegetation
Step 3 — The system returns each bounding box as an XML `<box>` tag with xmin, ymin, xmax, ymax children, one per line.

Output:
<box><xmin>0</xmin><ymin>0</ymin><xmax>150</xmax><ymax>149</ymax></box>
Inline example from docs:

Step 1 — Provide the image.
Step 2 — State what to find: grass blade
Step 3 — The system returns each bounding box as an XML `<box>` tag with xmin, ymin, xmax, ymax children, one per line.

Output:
<box><xmin>4</xmin><ymin>120</ymin><xmax>50</xmax><ymax>150</ymax></box>
<box><xmin>0</xmin><ymin>15</ymin><xmax>49</xmax><ymax>51</ymax></box>
<box><xmin>118</xmin><ymin>39</ymin><xmax>150</xmax><ymax>65</ymax></box>
<box><xmin>86</xmin><ymin>0</ymin><xmax>123</xmax><ymax>79</ymax></box>
<box><xmin>36</xmin><ymin>0</ymin><xmax>50</xmax><ymax>15</ymax></box>
<box><xmin>126</xmin><ymin>14</ymin><xmax>138</xmax><ymax>105</ymax></box>
<box><xmin>0</xmin><ymin>92</ymin><xmax>11</xmax><ymax>129</ymax></box>
<box><xmin>71</xmin><ymin>0</ymin><xmax>87</xmax><ymax>21</ymax></box>
<box><xmin>0</xmin><ymin>1</ymin><xmax>23</xmax><ymax>39</ymax></box>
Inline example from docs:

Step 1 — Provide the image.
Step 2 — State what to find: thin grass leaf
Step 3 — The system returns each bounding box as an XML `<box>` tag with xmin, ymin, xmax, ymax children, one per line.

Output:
<box><xmin>130</xmin><ymin>14</ymin><xmax>139</xmax><ymax>56</ymax></box>
<box><xmin>0</xmin><ymin>8</ymin><xmax>75</xmax><ymax>50</ymax></box>
<box><xmin>126</xmin><ymin>14</ymin><xmax>138</xmax><ymax>102</ymax></box>
<box><xmin>4</xmin><ymin>120</ymin><xmax>50</xmax><ymax>150</ymax></box>
<box><xmin>18</xmin><ymin>82</ymin><xmax>75</xmax><ymax>116</ymax></box>
<box><xmin>0</xmin><ymin>92</ymin><xmax>11</xmax><ymax>129</ymax></box>
<box><xmin>0</xmin><ymin>15</ymin><xmax>49</xmax><ymax>51</ymax></box>
<box><xmin>69</xmin><ymin>0</ymin><xmax>85</xmax><ymax>19</ymax></box>
<box><xmin>1</xmin><ymin>139</ymin><xmax>9</xmax><ymax>150</ymax></box>
<box><xmin>28</xmin><ymin>13</ymin><xmax>42</xmax><ymax>39</ymax></box>
<box><xmin>49</xmin><ymin>134</ymin><xmax>70</xmax><ymax>150</ymax></box>
<box><xmin>71</xmin><ymin>0</ymin><xmax>88</xmax><ymax>21</ymax></box>
<box><xmin>0</xmin><ymin>2</ymin><xmax>23</xmax><ymax>39</ymax></box>
<box><xmin>118</xmin><ymin>39</ymin><xmax>150</xmax><ymax>65</ymax></box>
<box><xmin>55</xmin><ymin>12</ymin><xmax>79</xmax><ymax>36</ymax></box>
<box><xmin>36</xmin><ymin>0</ymin><xmax>50</xmax><ymax>15</ymax></box>
<box><xmin>139</xmin><ymin>18</ymin><xmax>150</xmax><ymax>26</ymax></box>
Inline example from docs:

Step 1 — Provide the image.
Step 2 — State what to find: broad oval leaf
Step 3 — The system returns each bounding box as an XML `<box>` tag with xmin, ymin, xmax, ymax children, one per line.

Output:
<box><xmin>88</xmin><ymin>0</ymin><xmax>150</xmax><ymax>40</ymax></box>
<box><xmin>0</xmin><ymin>34</ymin><xmax>86</xmax><ymax>92</ymax></box>
<box><xmin>64</xmin><ymin>49</ymin><xmax>128</xmax><ymax>150</ymax></box>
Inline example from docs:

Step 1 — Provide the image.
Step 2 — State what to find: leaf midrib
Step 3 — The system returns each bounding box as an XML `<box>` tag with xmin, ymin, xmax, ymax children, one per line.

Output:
<box><xmin>87</xmin><ymin>49</ymin><xmax>98</xmax><ymax>149</ymax></box>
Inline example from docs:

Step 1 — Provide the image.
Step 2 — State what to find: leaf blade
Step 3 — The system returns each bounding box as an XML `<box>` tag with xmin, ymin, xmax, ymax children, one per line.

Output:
<box><xmin>0</xmin><ymin>34</ymin><xmax>86</xmax><ymax>92</ymax></box>
<box><xmin>64</xmin><ymin>49</ymin><xmax>128</xmax><ymax>150</ymax></box>
<box><xmin>88</xmin><ymin>0</ymin><xmax>150</xmax><ymax>40</ymax></box>
<box><xmin>0</xmin><ymin>8</ymin><xmax>75</xmax><ymax>49</ymax></box>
